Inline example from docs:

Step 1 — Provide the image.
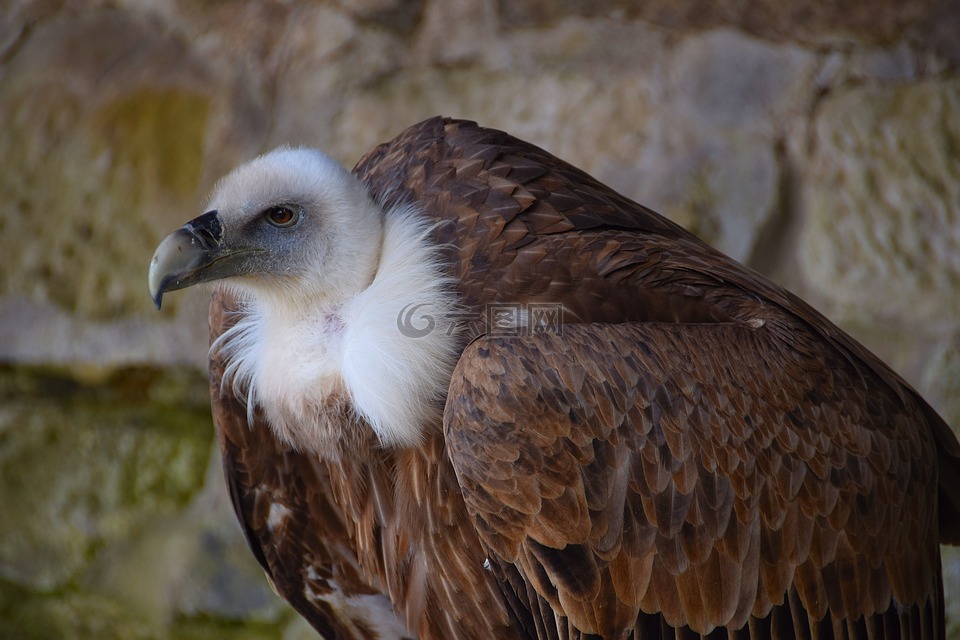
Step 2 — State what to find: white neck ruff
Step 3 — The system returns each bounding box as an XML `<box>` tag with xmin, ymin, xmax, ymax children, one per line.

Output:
<box><xmin>212</xmin><ymin>205</ymin><xmax>460</xmax><ymax>452</ymax></box>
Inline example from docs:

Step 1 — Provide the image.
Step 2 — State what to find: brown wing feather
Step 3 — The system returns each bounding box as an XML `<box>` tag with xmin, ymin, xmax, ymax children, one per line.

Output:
<box><xmin>445</xmin><ymin>322</ymin><xmax>942</xmax><ymax>639</ymax></box>
<box><xmin>354</xmin><ymin>116</ymin><xmax>960</xmax><ymax>542</ymax></box>
<box><xmin>357</xmin><ymin>116</ymin><xmax>959</xmax><ymax>639</ymax></box>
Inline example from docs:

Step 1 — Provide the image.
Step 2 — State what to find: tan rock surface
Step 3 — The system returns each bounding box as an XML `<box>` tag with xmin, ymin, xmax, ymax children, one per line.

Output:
<box><xmin>800</xmin><ymin>79</ymin><xmax>960</xmax><ymax>331</ymax></box>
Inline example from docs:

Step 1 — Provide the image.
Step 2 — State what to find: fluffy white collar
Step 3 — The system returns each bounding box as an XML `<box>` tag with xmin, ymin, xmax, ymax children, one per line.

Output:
<box><xmin>212</xmin><ymin>206</ymin><xmax>460</xmax><ymax>452</ymax></box>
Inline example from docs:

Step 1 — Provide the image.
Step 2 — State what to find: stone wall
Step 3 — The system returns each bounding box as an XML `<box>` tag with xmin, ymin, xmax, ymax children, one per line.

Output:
<box><xmin>1</xmin><ymin>1</ymin><xmax>958</xmax><ymax>638</ymax></box>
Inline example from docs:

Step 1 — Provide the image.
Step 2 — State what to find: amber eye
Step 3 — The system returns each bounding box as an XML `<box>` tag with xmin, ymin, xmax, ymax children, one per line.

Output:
<box><xmin>263</xmin><ymin>205</ymin><xmax>299</xmax><ymax>228</ymax></box>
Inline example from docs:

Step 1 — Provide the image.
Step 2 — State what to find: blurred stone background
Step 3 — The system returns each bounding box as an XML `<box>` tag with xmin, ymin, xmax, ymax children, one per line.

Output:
<box><xmin>1</xmin><ymin>0</ymin><xmax>958</xmax><ymax>638</ymax></box>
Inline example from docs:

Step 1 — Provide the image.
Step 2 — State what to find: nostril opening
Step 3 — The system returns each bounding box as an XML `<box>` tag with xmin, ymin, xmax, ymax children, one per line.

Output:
<box><xmin>190</xmin><ymin>226</ymin><xmax>218</xmax><ymax>249</ymax></box>
<box><xmin>185</xmin><ymin>210</ymin><xmax>223</xmax><ymax>250</ymax></box>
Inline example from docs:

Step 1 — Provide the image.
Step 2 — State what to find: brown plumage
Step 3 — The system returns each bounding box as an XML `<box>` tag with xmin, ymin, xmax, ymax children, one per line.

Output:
<box><xmin>189</xmin><ymin>117</ymin><xmax>960</xmax><ymax>639</ymax></box>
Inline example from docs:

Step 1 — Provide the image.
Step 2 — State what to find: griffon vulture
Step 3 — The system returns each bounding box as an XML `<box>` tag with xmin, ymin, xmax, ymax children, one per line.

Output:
<box><xmin>149</xmin><ymin>117</ymin><xmax>960</xmax><ymax>640</ymax></box>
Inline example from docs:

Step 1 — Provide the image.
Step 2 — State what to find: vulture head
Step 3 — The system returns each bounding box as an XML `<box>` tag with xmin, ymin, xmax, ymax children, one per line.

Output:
<box><xmin>149</xmin><ymin>147</ymin><xmax>459</xmax><ymax>453</ymax></box>
<box><xmin>149</xmin><ymin>148</ymin><xmax>382</xmax><ymax>311</ymax></box>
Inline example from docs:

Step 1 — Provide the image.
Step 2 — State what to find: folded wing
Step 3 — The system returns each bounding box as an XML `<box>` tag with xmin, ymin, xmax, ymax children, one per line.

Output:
<box><xmin>445</xmin><ymin>321</ymin><xmax>942</xmax><ymax>640</ymax></box>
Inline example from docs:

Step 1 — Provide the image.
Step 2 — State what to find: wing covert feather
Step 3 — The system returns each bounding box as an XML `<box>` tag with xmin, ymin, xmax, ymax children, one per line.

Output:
<box><xmin>444</xmin><ymin>321</ymin><xmax>941</xmax><ymax>638</ymax></box>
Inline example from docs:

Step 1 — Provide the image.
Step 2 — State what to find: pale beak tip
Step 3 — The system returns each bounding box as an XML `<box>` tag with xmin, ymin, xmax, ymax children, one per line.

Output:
<box><xmin>148</xmin><ymin>253</ymin><xmax>166</xmax><ymax>311</ymax></box>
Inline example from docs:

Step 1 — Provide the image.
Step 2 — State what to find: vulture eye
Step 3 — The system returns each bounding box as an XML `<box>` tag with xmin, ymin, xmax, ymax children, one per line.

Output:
<box><xmin>264</xmin><ymin>206</ymin><xmax>300</xmax><ymax>228</ymax></box>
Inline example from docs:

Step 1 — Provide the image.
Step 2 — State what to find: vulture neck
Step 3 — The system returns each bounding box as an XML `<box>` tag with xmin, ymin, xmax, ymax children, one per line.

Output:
<box><xmin>217</xmin><ymin>206</ymin><xmax>460</xmax><ymax>455</ymax></box>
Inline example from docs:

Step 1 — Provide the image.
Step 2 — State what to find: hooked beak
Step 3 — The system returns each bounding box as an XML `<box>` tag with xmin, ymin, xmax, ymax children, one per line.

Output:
<box><xmin>148</xmin><ymin>210</ymin><xmax>234</xmax><ymax>309</ymax></box>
